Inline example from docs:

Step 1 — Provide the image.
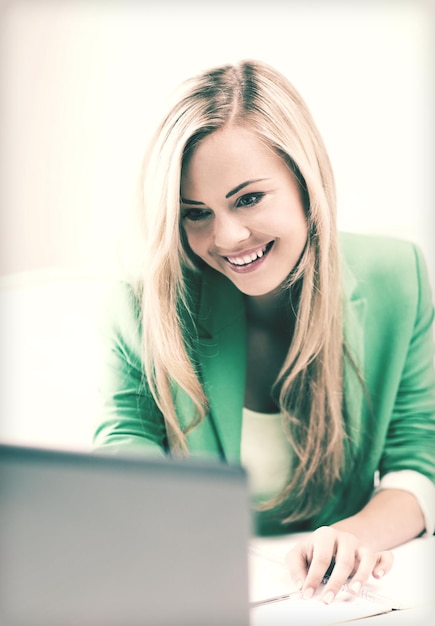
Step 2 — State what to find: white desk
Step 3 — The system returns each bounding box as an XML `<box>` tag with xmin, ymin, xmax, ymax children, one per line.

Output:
<box><xmin>250</xmin><ymin>533</ymin><xmax>434</xmax><ymax>625</ymax></box>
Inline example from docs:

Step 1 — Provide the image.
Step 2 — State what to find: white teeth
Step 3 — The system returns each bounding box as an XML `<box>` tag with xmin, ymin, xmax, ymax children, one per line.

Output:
<box><xmin>226</xmin><ymin>245</ymin><xmax>268</xmax><ymax>266</ymax></box>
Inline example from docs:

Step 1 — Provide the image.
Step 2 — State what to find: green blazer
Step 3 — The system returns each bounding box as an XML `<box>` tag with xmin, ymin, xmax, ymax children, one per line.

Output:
<box><xmin>94</xmin><ymin>233</ymin><xmax>435</xmax><ymax>533</ymax></box>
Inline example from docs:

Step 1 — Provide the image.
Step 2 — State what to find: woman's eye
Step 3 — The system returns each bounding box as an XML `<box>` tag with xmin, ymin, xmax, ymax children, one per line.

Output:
<box><xmin>236</xmin><ymin>192</ymin><xmax>264</xmax><ymax>208</ymax></box>
<box><xmin>182</xmin><ymin>208</ymin><xmax>211</xmax><ymax>222</ymax></box>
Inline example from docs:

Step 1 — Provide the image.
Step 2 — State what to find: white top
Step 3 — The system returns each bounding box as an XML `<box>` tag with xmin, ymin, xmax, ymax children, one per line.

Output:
<box><xmin>240</xmin><ymin>407</ymin><xmax>293</xmax><ymax>504</ymax></box>
<box><xmin>240</xmin><ymin>407</ymin><xmax>435</xmax><ymax>535</ymax></box>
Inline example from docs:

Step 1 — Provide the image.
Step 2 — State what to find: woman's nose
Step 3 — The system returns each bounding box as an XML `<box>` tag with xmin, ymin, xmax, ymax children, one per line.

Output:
<box><xmin>213</xmin><ymin>213</ymin><xmax>250</xmax><ymax>250</ymax></box>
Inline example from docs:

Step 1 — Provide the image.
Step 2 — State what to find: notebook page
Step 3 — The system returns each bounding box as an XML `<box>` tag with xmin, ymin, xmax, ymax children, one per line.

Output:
<box><xmin>373</xmin><ymin>536</ymin><xmax>435</xmax><ymax>610</ymax></box>
<box><xmin>251</xmin><ymin>592</ymin><xmax>393</xmax><ymax>626</ymax></box>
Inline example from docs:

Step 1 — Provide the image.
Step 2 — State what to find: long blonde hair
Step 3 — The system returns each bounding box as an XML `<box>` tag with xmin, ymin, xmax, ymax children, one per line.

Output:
<box><xmin>137</xmin><ymin>60</ymin><xmax>347</xmax><ymax>523</ymax></box>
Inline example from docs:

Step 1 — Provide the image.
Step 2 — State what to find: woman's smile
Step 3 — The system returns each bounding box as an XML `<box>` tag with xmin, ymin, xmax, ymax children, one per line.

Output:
<box><xmin>223</xmin><ymin>241</ymin><xmax>274</xmax><ymax>273</ymax></box>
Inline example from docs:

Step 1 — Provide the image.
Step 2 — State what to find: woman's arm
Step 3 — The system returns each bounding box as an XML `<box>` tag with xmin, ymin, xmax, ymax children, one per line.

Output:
<box><xmin>331</xmin><ymin>488</ymin><xmax>425</xmax><ymax>549</ymax></box>
<box><xmin>286</xmin><ymin>241</ymin><xmax>435</xmax><ymax>603</ymax></box>
<box><xmin>93</xmin><ymin>281</ymin><xmax>168</xmax><ymax>456</ymax></box>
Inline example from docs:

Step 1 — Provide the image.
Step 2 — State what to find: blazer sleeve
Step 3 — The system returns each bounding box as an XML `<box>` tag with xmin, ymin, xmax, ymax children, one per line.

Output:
<box><xmin>93</xmin><ymin>281</ymin><xmax>168</xmax><ymax>456</ymax></box>
<box><xmin>379</xmin><ymin>244</ymin><xmax>435</xmax><ymax>482</ymax></box>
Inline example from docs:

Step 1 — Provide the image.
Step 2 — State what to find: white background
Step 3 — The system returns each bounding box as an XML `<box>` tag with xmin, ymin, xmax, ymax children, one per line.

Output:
<box><xmin>1</xmin><ymin>0</ymin><xmax>434</xmax><ymax>284</ymax></box>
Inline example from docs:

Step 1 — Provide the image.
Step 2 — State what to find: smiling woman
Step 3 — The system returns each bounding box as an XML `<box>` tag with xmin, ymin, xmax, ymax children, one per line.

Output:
<box><xmin>93</xmin><ymin>59</ymin><xmax>435</xmax><ymax>605</ymax></box>
<box><xmin>180</xmin><ymin>126</ymin><xmax>308</xmax><ymax>295</ymax></box>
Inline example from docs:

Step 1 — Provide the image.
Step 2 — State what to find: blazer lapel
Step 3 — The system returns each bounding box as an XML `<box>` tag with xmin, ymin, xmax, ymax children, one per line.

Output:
<box><xmin>342</xmin><ymin>259</ymin><xmax>367</xmax><ymax>448</ymax></box>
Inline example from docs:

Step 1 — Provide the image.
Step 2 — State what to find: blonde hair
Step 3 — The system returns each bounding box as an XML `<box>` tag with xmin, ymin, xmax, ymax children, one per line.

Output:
<box><xmin>137</xmin><ymin>60</ymin><xmax>347</xmax><ymax>523</ymax></box>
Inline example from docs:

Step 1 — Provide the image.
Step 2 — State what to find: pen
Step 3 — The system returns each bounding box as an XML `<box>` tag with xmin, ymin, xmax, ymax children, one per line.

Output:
<box><xmin>250</xmin><ymin>589</ymin><xmax>304</xmax><ymax>608</ymax></box>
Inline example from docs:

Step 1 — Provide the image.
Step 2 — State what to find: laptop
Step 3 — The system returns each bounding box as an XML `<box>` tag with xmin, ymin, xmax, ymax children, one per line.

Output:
<box><xmin>0</xmin><ymin>444</ymin><xmax>252</xmax><ymax>626</ymax></box>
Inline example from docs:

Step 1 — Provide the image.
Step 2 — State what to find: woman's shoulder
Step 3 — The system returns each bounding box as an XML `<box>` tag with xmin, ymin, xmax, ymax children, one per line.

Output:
<box><xmin>99</xmin><ymin>278</ymin><xmax>143</xmax><ymax>351</ymax></box>
<box><xmin>339</xmin><ymin>231</ymin><xmax>419</xmax><ymax>263</ymax></box>
<box><xmin>338</xmin><ymin>231</ymin><xmax>433</xmax><ymax>310</ymax></box>
<box><xmin>339</xmin><ymin>231</ymin><xmax>425</xmax><ymax>282</ymax></box>
<box><xmin>104</xmin><ymin>278</ymin><xmax>141</xmax><ymax>316</ymax></box>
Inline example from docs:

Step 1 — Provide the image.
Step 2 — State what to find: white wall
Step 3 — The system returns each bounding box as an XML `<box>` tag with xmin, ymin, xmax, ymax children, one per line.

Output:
<box><xmin>1</xmin><ymin>0</ymin><xmax>434</xmax><ymax>284</ymax></box>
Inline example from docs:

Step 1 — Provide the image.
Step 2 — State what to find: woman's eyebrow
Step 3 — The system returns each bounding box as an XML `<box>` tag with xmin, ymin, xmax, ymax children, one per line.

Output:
<box><xmin>180</xmin><ymin>197</ymin><xmax>205</xmax><ymax>205</ymax></box>
<box><xmin>225</xmin><ymin>178</ymin><xmax>270</xmax><ymax>198</ymax></box>
<box><xmin>181</xmin><ymin>178</ymin><xmax>270</xmax><ymax>205</ymax></box>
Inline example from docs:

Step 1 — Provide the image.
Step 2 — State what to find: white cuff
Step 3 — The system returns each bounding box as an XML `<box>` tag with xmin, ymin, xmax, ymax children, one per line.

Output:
<box><xmin>374</xmin><ymin>470</ymin><xmax>435</xmax><ymax>536</ymax></box>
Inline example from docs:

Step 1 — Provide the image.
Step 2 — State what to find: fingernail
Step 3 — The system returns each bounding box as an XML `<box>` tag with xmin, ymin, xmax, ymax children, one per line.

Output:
<box><xmin>323</xmin><ymin>590</ymin><xmax>335</xmax><ymax>604</ymax></box>
<box><xmin>350</xmin><ymin>581</ymin><xmax>362</xmax><ymax>594</ymax></box>
<box><xmin>303</xmin><ymin>587</ymin><xmax>314</xmax><ymax>600</ymax></box>
<box><xmin>377</xmin><ymin>569</ymin><xmax>385</xmax><ymax>578</ymax></box>
<box><xmin>295</xmin><ymin>579</ymin><xmax>303</xmax><ymax>590</ymax></box>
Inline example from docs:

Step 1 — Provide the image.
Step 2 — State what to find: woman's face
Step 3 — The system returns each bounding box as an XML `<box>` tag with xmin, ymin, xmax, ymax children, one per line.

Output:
<box><xmin>180</xmin><ymin>126</ymin><xmax>308</xmax><ymax>297</ymax></box>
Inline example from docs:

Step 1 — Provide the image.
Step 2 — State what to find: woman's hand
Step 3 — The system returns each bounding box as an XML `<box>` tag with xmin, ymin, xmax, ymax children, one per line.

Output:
<box><xmin>285</xmin><ymin>526</ymin><xmax>394</xmax><ymax>604</ymax></box>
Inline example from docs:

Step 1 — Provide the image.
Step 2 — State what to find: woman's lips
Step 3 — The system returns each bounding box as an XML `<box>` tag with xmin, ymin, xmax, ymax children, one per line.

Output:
<box><xmin>223</xmin><ymin>241</ymin><xmax>274</xmax><ymax>274</ymax></box>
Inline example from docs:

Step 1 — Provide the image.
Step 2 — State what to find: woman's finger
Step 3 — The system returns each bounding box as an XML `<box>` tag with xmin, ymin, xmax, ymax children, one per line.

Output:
<box><xmin>321</xmin><ymin>545</ymin><xmax>371</xmax><ymax>602</ymax></box>
<box><xmin>313</xmin><ymin>532</ymin><xmax>359</xmax><ymax>603</ymax></box>
<box><xmin>346</xmin><ymin>548</ymin><xmax>393</xmax><ymax>594</ymax></box>
<box><xmin>346</xmin><ymin>547</ymin><xmax>377</xmax><ymax>595</ymax></box>
<box><xmin>284</xmin><ymin>544</ymin><xmax>310</xmax><ymax>591</ymax></box>
<box><xmin>326</xmin><ymin>548</ymin><xmax>394</xmax><ymax>600</ymax></box>
<box><xmin>372</xmin><ymin>550</ymin><xmax>394</xmax><ymax>579</ymax></box>
<box><xmin>288</xmin><ymin>526</ymin><xmax>337</xmax><ymax>598</ymax></box>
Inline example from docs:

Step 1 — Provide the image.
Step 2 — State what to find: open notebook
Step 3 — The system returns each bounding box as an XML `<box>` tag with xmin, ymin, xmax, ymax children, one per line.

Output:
<box><xmin>249</xmin><ymin>534</ymin><xmax>435</xmax><ymax>625</ymax></box>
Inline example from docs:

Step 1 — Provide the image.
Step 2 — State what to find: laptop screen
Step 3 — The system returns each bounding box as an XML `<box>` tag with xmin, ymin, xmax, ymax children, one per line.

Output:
<box><xmin>0</xmin><ymin>444</ymin><xmax>251</xmax><ymax>626</ymax></box>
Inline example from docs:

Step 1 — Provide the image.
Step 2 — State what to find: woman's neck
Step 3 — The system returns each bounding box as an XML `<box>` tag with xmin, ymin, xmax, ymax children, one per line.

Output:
<box><xmin>244</xmin><ymin>286</ymin><xmax>298</xmax><ymax>334</ymax></box>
